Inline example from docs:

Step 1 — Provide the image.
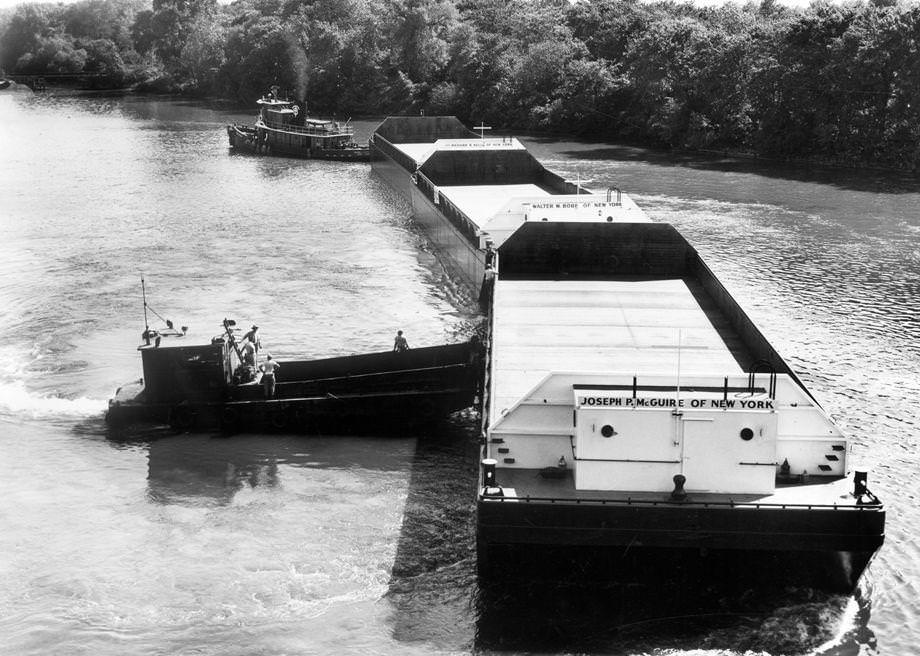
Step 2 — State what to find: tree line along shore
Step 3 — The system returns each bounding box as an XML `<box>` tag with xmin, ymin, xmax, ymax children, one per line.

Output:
<box><xmin>2</xmin><ymin>0</ymin><xmax>919</xmax><ymax>170</ymax></box>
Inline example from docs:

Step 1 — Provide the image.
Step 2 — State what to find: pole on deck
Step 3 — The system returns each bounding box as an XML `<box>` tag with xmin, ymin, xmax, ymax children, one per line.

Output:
<box><xmin>223</xmin><ymin>319</ymin><xmax>245</xmax><ymax>362</ymax></box>
<box><xmin>141</xmin><ymin>275</ymin><xmax>150</xmax><ymax>334</ymax></box>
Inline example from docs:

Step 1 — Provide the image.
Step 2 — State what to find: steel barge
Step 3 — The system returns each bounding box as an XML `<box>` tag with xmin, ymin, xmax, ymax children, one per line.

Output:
<box><xmin>106</xmin><ymin>318</ymin><xmax>481</xmax><ymax>434</ymax></box>
<box><xmin>370</xmin><ymin>116</ymin><xmax>885</xmax><ymax>591</ymax></box>
<box><xmin>227</xmin><ymin>95</ymin><xmax>369</xmax><ymax>161</ymax></box>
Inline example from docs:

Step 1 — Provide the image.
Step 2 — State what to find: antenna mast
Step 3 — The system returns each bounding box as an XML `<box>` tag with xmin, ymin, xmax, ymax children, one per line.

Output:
<box><xmin>141</xmin><ymin>275</ymin><xmax>149</xmax><ymax>332</ymax></box>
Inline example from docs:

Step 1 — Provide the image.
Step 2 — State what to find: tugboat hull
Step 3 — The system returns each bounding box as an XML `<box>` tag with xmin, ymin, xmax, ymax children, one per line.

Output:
<box><xmin>107</xmin><ymin>340</ymin><xmax>481</xmax><ymax>435</ymax></box>
<box><xmin>227</xmin><ymin>124</ymin><xmax>370</xmax><ymax>161</ymax></box>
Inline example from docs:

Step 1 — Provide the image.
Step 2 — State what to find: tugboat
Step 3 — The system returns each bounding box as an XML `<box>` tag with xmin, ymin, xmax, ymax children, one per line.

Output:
<box><xmin>227</xmin><ymin>89</ymin><xmax>369</xmax><ymax>161</ymax></box>
<box><xmin>106</xmin><ymin>283</ymin><xmax>481</xmax><ymax>434</ymax></box>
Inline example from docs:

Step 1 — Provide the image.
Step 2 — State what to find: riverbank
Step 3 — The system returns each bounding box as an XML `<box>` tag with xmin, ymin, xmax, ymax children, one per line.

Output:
<box><xmin>17</xmin><ymin>82</ymin><xmax>919</xmax><ymax>177</ymax></box>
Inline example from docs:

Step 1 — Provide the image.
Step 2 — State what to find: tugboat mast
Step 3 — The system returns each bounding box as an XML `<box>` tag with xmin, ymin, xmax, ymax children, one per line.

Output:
<box><xmin>141</xmin><ymin>275</ymin><xmax>150</xmax><ymax>337</ymax></box>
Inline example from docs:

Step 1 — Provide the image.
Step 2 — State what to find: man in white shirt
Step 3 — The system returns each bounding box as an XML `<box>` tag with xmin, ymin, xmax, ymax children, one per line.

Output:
<box><xmin>259</xmin><ymin>355</ymin><xmax>280</xmax><ymax>398</ymax></box>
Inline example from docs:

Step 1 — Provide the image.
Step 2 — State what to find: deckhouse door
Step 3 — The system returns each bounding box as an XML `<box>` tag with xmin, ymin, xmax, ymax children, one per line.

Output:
<box><xmin>680</xmin><ymin>411</ymin><xmax>777</xmax><ymax>495</ymax></box>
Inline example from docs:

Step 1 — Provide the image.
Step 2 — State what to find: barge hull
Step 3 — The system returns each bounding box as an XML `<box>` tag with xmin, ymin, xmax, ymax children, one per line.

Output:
<box><xmin>477</xmin><ymin>498</ymin><xmax>884</xmax><ymax>552</ymax></box>
<box><xmin>371</xmin><ymin>137</ymin><xmax>486</xmax><ymax>286</ymax></box>
<box><xmin>477</xmin><ymin>499</ymin><xmax>883</xmax><ymax>590</ymax></box>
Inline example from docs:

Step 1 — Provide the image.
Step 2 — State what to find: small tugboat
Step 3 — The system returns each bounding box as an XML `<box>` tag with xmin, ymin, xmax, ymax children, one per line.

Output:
<box><xmin>106</xmin><ymin>284</ymin><xmax>481</xmax><ymax>433</ymax></box>
<box><xmin>107</xmin><ymin>318</ymin><xmax>481</xmax><ymax>434</ymax></box>
<box><xmin>227</xmin><ymin>89</ymin><xmax>369</xmax><ymax>161</ymax></box>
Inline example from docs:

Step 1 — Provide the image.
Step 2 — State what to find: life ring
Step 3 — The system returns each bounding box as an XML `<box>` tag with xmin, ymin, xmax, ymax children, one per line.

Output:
<box><xmin>169</xmin><ymin>405</ymin><xmax>195</xmax><ymax>430</ymax></box>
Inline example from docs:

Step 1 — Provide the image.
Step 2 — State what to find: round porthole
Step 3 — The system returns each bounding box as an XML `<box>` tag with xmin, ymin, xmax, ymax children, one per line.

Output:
<box><xmin>601</xmin><ymin>424</ymin><xmax>615</xmax><ymax>438</ymax></box>
<box><xmin>740</xmin><ymin>427</ymin><xmax>754</xmax><ymax>441</ymax></box>
<box><xmin>606</xmin><ymin>216</ymin><xmax>614</xmax><ymax>222</ymax></box>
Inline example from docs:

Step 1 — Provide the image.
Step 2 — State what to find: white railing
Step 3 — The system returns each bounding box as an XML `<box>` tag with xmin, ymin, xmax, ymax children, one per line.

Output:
<box><xmin>259</xmin><ymin>120</ymin><xmax>354</xmax><ymax>138</ymax></box>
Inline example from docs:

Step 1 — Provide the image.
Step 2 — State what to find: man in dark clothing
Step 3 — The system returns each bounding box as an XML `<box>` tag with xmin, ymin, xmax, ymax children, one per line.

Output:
<box><xmin>393</xmin><ymin>330</ymin><xmax>409</xmax><ymax>352</ymax></box>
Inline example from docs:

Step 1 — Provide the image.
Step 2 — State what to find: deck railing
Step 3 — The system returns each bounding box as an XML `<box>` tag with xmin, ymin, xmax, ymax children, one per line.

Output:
<box><xmin>262</xmin><ymin>120</ymin><xmax>354</xmax><ymax>138</ymax></box>
<box><xmin>414</xmin><ymin>171</ymin><xmax>480</xmax><ymax>243</ymax></box>
<box><xmin>370</xmin><ymin>133</ymin><xmax>417</xmax><ymax>171</ymax></box>
<box><xmin>479</xmin><ymin>494</ymin><xmax>882</xmax><ymax>511</ymax></box>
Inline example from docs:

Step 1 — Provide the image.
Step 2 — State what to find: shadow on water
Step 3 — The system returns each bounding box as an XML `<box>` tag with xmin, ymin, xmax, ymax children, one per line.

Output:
<box><xmin>385</xmin><ymin>416</ymin><xmax>481</xmax><ymax>650</ymax></box>
<box><xmin>525</xmin><ymin>135</ymin><xmax>920</xmax><ymax>195</ymax></box>
<box><xmin>142</xmin><ymin>433</ymin><xmax>418</xmax><ymax>505</ymax></box>
<box><xmin>88</xmin><ymin>417</ymin><xmax>418</xmax><ymax>504</ymax></box>
<box><xmin>144</xmin><ymin>434</ymin><xmax>281</xmax><ymax>505</ymax></box>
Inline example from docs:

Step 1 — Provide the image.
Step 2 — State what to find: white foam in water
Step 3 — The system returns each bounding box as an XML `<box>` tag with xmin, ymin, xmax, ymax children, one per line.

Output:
<box><xmin>0</xmin><ymin>347</ymin><xmax>106</xmax><ymax>420</ymax></box>
<box><xmin>0</xmin><ymin>379</ymin><xmax>106</xmax><ymax>419</ymax></box>
<box><xmin>812</xmin><ymin>596</ymin><xmax>860</xmax><ymax>655</ymax></box>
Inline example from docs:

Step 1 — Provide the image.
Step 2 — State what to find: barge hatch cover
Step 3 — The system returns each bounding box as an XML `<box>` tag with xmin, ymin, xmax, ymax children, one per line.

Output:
<box><xmin>490</xmin><ymin>278</ymin><xmax>752</xmax><ymax>413</ymax></box>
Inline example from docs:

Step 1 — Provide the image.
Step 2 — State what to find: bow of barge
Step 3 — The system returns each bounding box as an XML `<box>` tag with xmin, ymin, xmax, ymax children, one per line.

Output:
<box><xmin>370</xmin><ymin>116</ymin><xmax>885</xmax><ymax>591</ymax></box>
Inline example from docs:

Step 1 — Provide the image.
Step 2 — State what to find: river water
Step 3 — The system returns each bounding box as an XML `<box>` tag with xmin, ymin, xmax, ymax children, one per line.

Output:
<box><xmin>0</xmin><ymin>92</ymin><xmax>917</xmax><ymax>656</ymax></box>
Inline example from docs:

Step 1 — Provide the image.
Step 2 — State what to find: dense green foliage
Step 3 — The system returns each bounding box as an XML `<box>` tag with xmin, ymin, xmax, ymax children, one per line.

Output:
<box><xmin>2</xmin><ymin>0</ymin><xmax>920</xmax><ymax>167</ymax></box>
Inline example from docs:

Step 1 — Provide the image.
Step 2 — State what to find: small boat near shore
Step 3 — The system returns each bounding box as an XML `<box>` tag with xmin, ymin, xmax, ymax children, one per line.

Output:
<box><xmin>227</xmin><ymin>93</ymin><xmax>370</xmax><ymax>161</ymax></box>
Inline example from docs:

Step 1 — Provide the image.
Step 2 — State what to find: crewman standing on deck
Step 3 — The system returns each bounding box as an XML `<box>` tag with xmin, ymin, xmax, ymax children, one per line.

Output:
<box><xmin>259</xmin><ymin>355</ymin><xmax>280</xmax><ymax>398</ymax></box>
<box><xmin>241</xmin><ymin>340</ymin><xmax>256</xmax><ymax>367</ymax></box>
<box><xmin>243</xmin><ymin>325</ymin><xmax>261</xmax><ymax>361</ymax></box>
<box><xmin>393</xmin><ymin>330</ymin><xmax>410</xmax><ymax>352</ymax></box>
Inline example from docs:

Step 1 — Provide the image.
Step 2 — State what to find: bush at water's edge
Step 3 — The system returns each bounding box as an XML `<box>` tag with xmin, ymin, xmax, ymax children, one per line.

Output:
<box><xmin>4</xmin><ymin>0</ymin><xmax>920</xmax><ymax>171</ymax></box>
